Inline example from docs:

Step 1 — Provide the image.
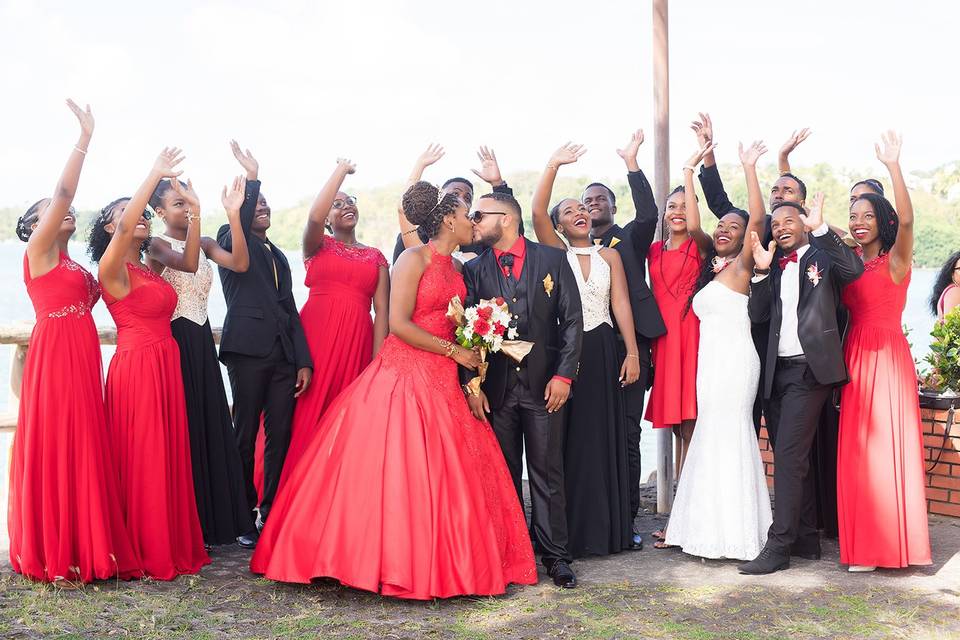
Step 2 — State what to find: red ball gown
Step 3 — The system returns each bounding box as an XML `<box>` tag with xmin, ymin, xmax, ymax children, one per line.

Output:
<box><xmin>102</xmin><ymin>262</ymin><xmax>209</xmax><ymax>580</ymax></box>
<box><xmin>838</xmin><ymin>253</ymin><xmax>931</xmax><ymax>568</ymax></box>
<box><xmin>645</xmin><ymin>238</ymin><xmax>701</xmax><ymax>427</ymax></box>
<box><xmin>253</xmin><ymin>238</ymin><xmax>387</xmax><ymax>499</ymax></box>
<box><xmin>250</xmin><ymin>245</ymin><xmax>537</xmax><ymax>599</ymax></box>
<box><xmin>9</xmin><ymin>254</ymin><xmax>141</xmax><ymax>583</ymax></box>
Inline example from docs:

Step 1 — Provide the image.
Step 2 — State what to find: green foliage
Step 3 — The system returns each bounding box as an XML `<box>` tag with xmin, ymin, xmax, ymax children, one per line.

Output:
<box><xmin>923</xmin><ymin>307</ymin><xmax>960</xmax><ymax>391</ymax></box>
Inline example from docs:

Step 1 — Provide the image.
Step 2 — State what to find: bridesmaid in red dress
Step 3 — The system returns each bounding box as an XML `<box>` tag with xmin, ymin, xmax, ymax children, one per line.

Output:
<box><xmin>256</xmin><ymin>159</ymin><xmax>389</xmax><ymax>488</ymax></box>
<box><xmin>646</xmin><ymin>185</ymin><xmax>710</xmax><ymax>479</ymax></box>
<box><xmin>839</xmin><ymin>132</ymin><xmax>931</xmax><ymax>571</ymax></box>
<box><xmin>89</xmin><ymin>148</ymin><xmax>209</xmax><ymax>580</ymax></box>
<box><xmin>251</xmin><ymin>181</ymin><xmax>536</xmax><ymax>599</ymax></box>
<box><xmin>10</xmin><ymin>100</ymin><xmax>141</xmax><ymax>584</ymax></box>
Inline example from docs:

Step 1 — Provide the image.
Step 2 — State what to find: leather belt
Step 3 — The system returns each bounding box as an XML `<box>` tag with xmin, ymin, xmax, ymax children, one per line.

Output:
<box><xmin>777</xmin><ymin>354</ymin><xmax>807</xmax><ymax>364</ymax></box>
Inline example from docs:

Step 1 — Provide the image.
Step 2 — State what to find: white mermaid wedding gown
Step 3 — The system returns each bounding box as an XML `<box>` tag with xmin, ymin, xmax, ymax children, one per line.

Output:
<box><xmin>664</xmin><ymin>280</ymin><xmax>773</xmax><ymax>560</ymax></box>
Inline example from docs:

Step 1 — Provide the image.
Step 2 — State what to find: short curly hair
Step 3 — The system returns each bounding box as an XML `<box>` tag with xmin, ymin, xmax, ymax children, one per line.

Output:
<box><xmin>402</xmin><ymin>181</ymin><xmax>460</xmax><ymax>239</ymax></box>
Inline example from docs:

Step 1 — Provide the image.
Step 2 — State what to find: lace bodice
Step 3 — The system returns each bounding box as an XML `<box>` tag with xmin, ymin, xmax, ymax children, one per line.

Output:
<box><xmin>23</xmin><ymin>253</ymin><xmax>100</xmax><ymax>321</ymax></box>
<box><xmin>567</xmin><ymin>245</ymin><xmax>612</xmax><ymax>332</ymax></box>
<box><xmin>157</xmin><ymin>234</ymin><xmax>212</xmax><ymax>325</ymax></box>
<box><xmin>841</xmin><ymin>252</ymin><xmax>910</xmax><ymax>332</ymax></box>
<box><xmin>303</xmin><ymin>236</ymin><xmax>387</xmax><ymax>307</ymax></box>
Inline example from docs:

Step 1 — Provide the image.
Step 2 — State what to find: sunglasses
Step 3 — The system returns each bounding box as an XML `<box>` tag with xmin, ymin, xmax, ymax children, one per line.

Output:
<box><xmin>468</xmin><ymin>210</ymin><xmax>507</xmax><ymax>223</ymax></box>
<box><xmin>332</xmin><ymin>196</ymin><xmax>358</xmax><ymax>209</ymax></box>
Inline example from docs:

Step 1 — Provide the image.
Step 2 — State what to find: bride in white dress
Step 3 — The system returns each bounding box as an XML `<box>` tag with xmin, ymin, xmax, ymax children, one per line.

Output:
<box><xmin>661</xmin><ymin>138</ymin><xmax>773</xmax><ymax>560</ymax></box>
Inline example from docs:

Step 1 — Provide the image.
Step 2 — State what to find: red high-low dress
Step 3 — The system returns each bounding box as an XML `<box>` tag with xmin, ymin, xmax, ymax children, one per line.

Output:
<box><xmin>645</xmin><ymin>238</ymin><xmax>701</xmax><ymax>428</ymax></box>
<box><xmin>838</xmin><ymin>253</ymin><xmax>931</xmax><ymax>568</ymax></box>
<box><xmin>9</xmin><ymin>254</ymin><xmax>141</xmax><ymax>583</ymax></box>
<box><xmin>102</xmin><ymin>263</ymin><xmax>209</xmax><ymax>580</ymax></box>
<box><xmin>250</xmin><ymin>245</ymin><xmax>537</xmax><ymax>599</ymax></box>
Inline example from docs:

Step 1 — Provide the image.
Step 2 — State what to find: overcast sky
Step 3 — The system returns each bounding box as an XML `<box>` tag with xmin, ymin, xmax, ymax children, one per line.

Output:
<box><xmin>1</xmin><ymin>0</ymin><xmax>954</xmax><ymax>212</ymax></box>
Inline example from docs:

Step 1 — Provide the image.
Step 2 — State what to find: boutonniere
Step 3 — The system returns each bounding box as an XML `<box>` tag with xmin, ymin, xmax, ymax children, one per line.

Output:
<box><xmin>609</xmin><ymin>237</ymin><xmax>621</xmax><ymax>248</ymax></box>
<box><xmin>806</xmin><ymin>262</ymin><xmax>822</xmax><ymax>287</ymax></box>
<box><xmin>543</xmin><ymin>273</ymin><xmax>554</xmax><ymax>297</ymax></box>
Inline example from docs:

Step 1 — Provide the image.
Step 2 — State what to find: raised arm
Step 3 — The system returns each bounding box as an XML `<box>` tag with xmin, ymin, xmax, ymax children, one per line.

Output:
<box><xmin>681</xmin><ymin>142</ymin><xmax>717</xmax><ymax>257</ymax></box>
<box><xmin>147</xmin><ymin>178</ymin><xmax>202</xmax><ymax>275</ymax></box>
<box><xmin>399</xmin><ymin>144</ymin><xmax>445</xmax><ymax>248</ymax></box>
<box><xmin>736</xmin><ymin>141</ymin><xmax>770</xmax><ymax>273</ymax></box>
<box><xmin>202</xmin><ymin>176</ymin><xmax>250</xmax><ymax>272</ymax></box>
<box><xmin>876</xmin><ymin>131</ymin><xmax>913</xmax><ymax>280</ymax></box>
<box><xmin>303</xmin><ymin>158</ymin><xmax>356</xmax><ymax>259</ymax></box>
<box><xmin>604</xmin><ymin>248</ymin><xmax>640</xmax><ymax>385</ymax></box>
<box><xmin>532</xmin><ymin>143</ymin><xmax>586</xmax><ymax>250</ymax></box>
<box><xmin>227</xmin><ymin>140</ymin><xmax>260</xmax><ymax>241</ymax></box>
<box><xmin>748</xmin><ymin>232</ymin><xmax>777</xmax><ymax>324</ymax></box>
<box><xmin>99</xmin><ymin>148</ymin><xmax>184</xmax><ymax>298</ymax></box>
<box><xmin>691</xmin><ymin>113</ymin><xmax>735</xmax><ymax>219</ymax></box>
<box><xmin>26</xmin><ymin>99</ymin><xmax>94</xmax><ymax>276</ymax></box>
<box><xmin>802</xmin><ymin>193</ymin><xmax>864</xmax><ymax>286</ymax></box>
<box><xmin>777</xmin><ymin>128</ymin><xmax>812</xmax><ymax>175</ymax></box>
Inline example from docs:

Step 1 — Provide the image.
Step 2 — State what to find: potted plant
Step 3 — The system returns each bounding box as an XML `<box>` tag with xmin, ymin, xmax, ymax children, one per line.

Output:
<box><xmin>919</xmin><ymin>307</ymin><xmax>960</xmax><ymax>409</ymax></box>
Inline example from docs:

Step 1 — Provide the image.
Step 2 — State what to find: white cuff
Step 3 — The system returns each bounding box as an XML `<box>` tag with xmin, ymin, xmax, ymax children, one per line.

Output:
<box><xmin>811</xmin><ymin>222</ymin><xmax>829</xmax><ymax>237</ymax></box>
<box><xmin>751</xmin><ymin>274</ymin><xmax>769</xmax><ymax>283</ymax></box>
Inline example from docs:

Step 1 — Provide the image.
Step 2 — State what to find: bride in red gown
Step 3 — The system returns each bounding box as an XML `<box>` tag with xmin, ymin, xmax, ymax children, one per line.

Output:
<box><xmin>251</xmin><ymin>181</ymin><xmax>537</xmax><ymax>599</ymax></box>
<box><xmin>838</xmin><ymin>133</ymin><xmax>930</xmax><ymax>570</ymax></box>
<box><xmin>10</xmin><ymin>101</ymin><xmax>141</xmax><ymax>583</ymax></box>
<box><xmin>90</xmin><ymin>148</ymin><xmax>209</xmax><ymax>580</ymax></box>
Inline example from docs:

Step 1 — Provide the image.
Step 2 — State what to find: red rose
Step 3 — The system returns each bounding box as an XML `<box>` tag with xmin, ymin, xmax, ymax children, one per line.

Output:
<box><xmin>473</xmin><ymin>319</ymin><xmax>491</xmax><ymax>336</ymax></box>
<box><xmin>494</xmin><ymin>297</ymin><xmax>505</xmax><ymax>306</ymax></box>
<box><xmin>477</xmin><ymin>306</ymin><xmax>494</xmax><ymax>320</ymax></box>
<box><xmin>493</xmin><ymin>322</ymin><xmax>506</xmax><ymax>336</ymax></box>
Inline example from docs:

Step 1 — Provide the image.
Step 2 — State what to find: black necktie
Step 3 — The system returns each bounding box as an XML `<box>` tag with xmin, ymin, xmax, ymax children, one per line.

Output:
<box><xmin>500</xmin><ymin>253</ymin><xmax>515</xmax><ymax>282</ymax></box>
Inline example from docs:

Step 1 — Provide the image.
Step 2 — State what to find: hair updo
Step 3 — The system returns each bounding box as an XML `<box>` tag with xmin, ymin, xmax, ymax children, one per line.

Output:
<box><xmin>15</xmin><ymin>199</ymin><xmax>48</xmax><ymax>242</ymax></box>
<box><xmin>87</xmin><ymin>196</ymin><xmax>151</xmax><ymax>263</ymax></box>
<box><xmin>402</xmin><ymin>181</ymin><xmax>459</xmax><ymax>239</ymax></box>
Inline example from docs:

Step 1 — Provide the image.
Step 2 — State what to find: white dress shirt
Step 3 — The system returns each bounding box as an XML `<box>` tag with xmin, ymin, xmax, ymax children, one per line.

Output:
<box><xmin>752</xmin><ymin>223</ymin><xmax>829</xmax><ymax>358</ymax></box>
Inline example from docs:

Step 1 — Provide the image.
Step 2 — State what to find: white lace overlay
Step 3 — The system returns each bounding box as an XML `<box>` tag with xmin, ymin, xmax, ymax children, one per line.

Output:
<box><xmin>158</xmin><ymin>233</ymin><xmax>212</xmax><ymax>325</ymax></box>
<box><xmin>664</xmin><ymin>280</ymin><xmax>772</xmax><ymax>560</ymax></box>
<box><xmin>567</xmin><ymin>245</ymin><xmax>612</xmax><ymax>332</ymax></box>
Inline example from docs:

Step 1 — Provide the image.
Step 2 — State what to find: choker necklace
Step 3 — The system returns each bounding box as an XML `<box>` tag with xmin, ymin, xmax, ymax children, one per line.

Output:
<box><xmin>711</xmin><ymin>255</ymin><xmax>734</xmax><ymax>273</ymax></box>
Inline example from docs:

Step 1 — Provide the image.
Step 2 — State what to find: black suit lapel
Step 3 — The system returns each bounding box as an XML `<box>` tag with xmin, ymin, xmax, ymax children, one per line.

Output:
<box><xmin>797</xmin><ymin>245</ymin><xmax>821</xmax><ymax>303</ymax></box>
<box><xmin>522</xmin><ymin>239</ymin><xmax>540</xmax><ymax>324</ymax></box>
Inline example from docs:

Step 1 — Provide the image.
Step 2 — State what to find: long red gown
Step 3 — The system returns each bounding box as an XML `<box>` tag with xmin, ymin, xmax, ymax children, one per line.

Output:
<box><xmin>9</xmin><ymin>254</ymin><xmax>141</xmax><ymax>583</ymax></box>
<box><xmin>250</xmin><ymin>245</ymin><xmax>537</xmax><ymax>599</ymax></box>
<box><xmin>252</xmin><ymin>238</ymin><xmax>387</xmax><ymax>499</ymax></box>
<box><xmin>838</xmin><ymin>253</ymin><xmax>931</xmax><ymax>568</ymax></box>
<box><xmin>645</xmin><ymin>238</ymin><xmax>701</xmax><ymax>427</ymax></box>
<box><xmin>102</xmin><ymin>262</ymin><xmax>210</xmax><ymax>580</ymax></box>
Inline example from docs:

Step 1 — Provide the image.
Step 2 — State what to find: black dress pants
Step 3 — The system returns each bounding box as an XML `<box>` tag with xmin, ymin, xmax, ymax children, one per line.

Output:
<box><xmin>490</xmin><ymin>375</ymin><xmax>572</xmax><ymax>566</ymax></box>
<box><xmin>763</xmin><ymin>360</ymin><xmax>832</xmax><ymax>552</ymax></box>
<box><xmin>224</xmin><ymin>339</ymin><xmax>296</xmax><ymax>523</ymax></box>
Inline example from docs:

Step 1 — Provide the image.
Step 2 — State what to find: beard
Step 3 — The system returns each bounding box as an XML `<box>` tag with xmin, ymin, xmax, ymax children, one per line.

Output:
<box><xmin>474</xmin><ymin>225</ymin><xmax>503</xmax><ymax>247</ymax></box>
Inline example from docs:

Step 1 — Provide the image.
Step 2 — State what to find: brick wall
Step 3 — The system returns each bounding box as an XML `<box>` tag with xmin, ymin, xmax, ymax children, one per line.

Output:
<box><xmin>757</xmin><ymin>409</ymin><xmax>960</xmax><ymax>518</ymax></box>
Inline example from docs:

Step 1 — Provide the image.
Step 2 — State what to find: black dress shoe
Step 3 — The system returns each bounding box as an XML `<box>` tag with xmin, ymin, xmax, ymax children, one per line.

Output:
<box><xmin>547</xmin><ymin>560</ymin><xmax>578</xmax><ymax>588</ymax></box>
<box><xmin>628</xmin><ymin>531</ymin><xmax>643</xmax><ymax>551</ymax></box>
<box><xmin>737</xmin><ymin>546</ymin><xmax>790</xmax><ymax>575</ymax></box>
<box><xmin>236</xmin><ymin>531</ymin><xmax>259</xmax><ymax>549</ymax></box>
<box><xmin>790</xmin><ymin>540</ymin><xmax>822</xmax><ymax>560</ymax></box>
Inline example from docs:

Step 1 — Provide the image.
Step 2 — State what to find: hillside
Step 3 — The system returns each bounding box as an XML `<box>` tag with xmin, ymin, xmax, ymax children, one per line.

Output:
<box><xmin>2</xmin><ymin>161</ymin><xmax>958</xmax><ymax>267</ymax></box>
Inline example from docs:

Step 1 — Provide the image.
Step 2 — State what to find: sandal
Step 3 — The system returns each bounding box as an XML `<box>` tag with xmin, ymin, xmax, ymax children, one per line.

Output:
<box><xmin>651</xmin><ymin>529</ymin><xmax>666</xmax><ymax>541</ymax></box>
<box><xmin>653</xmin><ymin>540</ymin><xmax>677</xmax><ymax>550</ymax></box>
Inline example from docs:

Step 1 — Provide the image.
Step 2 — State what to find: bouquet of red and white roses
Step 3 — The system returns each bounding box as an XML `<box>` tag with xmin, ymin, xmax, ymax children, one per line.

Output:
<box><xmin>447</xmin><ymin>296</ymin><xmax>534</xmax><ymax>396</ymax></box>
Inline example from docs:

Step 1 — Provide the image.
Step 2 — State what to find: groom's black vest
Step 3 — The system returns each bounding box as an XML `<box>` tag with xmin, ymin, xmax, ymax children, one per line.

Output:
<box><xmin>461</xmin><ymin>239</ymin><xmax>583</xmax><ymax>410</ymax></box>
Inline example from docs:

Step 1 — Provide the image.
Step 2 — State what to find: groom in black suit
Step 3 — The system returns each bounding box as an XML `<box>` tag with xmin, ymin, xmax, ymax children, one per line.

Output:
<box><xmin>216</xmin><ymin>144</ymin><xmax>313</xmax><ymax>542</ymax></box>
<box><xmin>739</xmin><ymin>197</ymin><xmax>863</xmax><ymax>575</ymax></box>
<box><xmin>462</xmin><ymin>191</ymin><xmax>584</xmax><ymax>588</ymax></box>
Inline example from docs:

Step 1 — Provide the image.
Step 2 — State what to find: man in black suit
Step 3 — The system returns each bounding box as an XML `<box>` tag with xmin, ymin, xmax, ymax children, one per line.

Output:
<box><xmin>738</xmin><ymin>196</ymin><xmax>863</xmax><ymax>575</ymax></box>
<box><xmin>463</xmin><ymin>192</ymin><xmax>583</xmax><ymax>588</ymax></box>
<box><xmin>217</xmin><ymin>142</ymin><xmax>313</xmax><ymax>539</ymax></box>
<box><xmin>583</xmin><ymin>130</ymin><xmax>665</xmax><ymax>549</ymax></box>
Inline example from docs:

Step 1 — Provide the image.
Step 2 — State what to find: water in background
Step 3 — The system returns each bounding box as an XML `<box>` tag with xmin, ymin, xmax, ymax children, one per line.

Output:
<box><xmin>0</xmin><ymin>241</ymin><xmax>942</xmax><ymax>483</ymax></box>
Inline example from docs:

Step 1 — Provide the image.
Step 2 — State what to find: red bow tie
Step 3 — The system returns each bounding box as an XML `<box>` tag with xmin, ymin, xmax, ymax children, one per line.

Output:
<box><xmin>778</xmin><ymin>251</ymin><xmax>798</xmax><ymax>270</ymax></box>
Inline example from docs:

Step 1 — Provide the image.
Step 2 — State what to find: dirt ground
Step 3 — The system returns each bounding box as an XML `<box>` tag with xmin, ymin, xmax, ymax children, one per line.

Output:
<box><xmin>2</xmin><ymin>485</ymin><xmax>959</xmax><ymax>640</ymax></box>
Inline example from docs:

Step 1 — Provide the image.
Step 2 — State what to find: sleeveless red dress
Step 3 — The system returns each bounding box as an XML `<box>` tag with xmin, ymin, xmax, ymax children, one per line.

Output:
<box><xmin>250</xmin><ymin>246</ymin><xmax>537</xmax><ymax>599</ymax></box>
<box><xmin>9</xmin><ymin>254</ymin><xmax>141</xmax><ymax>583</ymax></box>
<box><xmin>838</xmin><ymin>253</ymin><xmax>931</xmax><ymax>568</ymax></box>
<box><xmin>102</xmin><ymin>263</ymin><xmax>210</xmax><ymax>579</ymax></box>
<box><xmin>645</xmin><ymin>238</ymin><xmax>701</xmax><ymax>427</ymax></box>
<box><xmin>252</xmin><ymin>238</ymin><xmax>387</xmax><ymax>498</ymax></box>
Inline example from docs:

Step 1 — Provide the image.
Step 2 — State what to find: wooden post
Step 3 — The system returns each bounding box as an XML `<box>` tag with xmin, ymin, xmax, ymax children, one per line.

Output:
<box><xmin>652</xmin><ymin>0</ymin><xmax>674</xmax><ymax>514</ymax></box>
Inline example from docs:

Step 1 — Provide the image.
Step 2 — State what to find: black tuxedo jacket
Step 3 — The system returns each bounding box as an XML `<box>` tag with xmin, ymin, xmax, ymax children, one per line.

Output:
<box><xmin>748</xmin><ymin>229</ymin><xmax>863</xmax><ymax>398</ymax></box>
<box><xmin>698</xmin><ymin>163</ymin><xmax>773</xmax><ymax>243</ymax></box>
<box><xmin>593</xmin><ymin>169</ymin><xmax>666</xmax><ymax>340</ymax></box>
<box><xmin>461</xmin><ymin>239</ymin><xmax>583</xmax><ymax>409</ymax></box>
<box><xmin>216</xmin><ymin>179</ymin><xmax>312</xmax><ymax>371</ymax></box>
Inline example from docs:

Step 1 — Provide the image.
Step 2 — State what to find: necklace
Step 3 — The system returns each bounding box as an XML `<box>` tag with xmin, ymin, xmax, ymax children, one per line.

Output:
<box><xmin>711</xmin><ymin>255</ymin><xmax>734</xmax><ymax>274</ymax></box>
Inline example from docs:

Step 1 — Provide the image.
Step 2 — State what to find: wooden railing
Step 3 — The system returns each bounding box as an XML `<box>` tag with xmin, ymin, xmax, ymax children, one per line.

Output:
<box><xmin>0</xmin><ymin>324</ymin><xmax>224</xmax><ymax>432</ymax></box>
